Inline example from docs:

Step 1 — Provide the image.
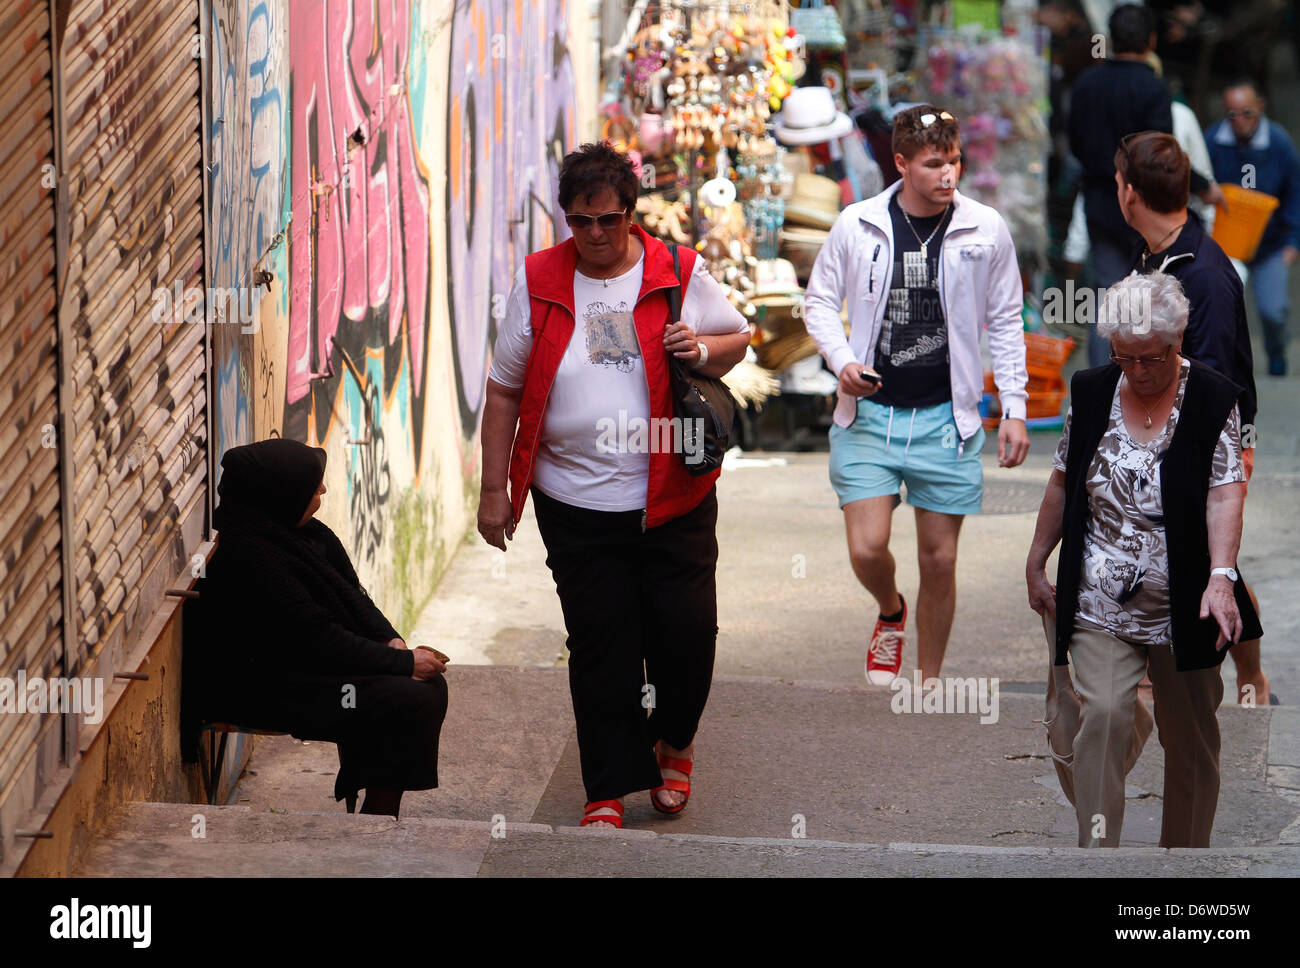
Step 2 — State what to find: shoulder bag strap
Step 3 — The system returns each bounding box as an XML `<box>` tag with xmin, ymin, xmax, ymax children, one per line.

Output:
<box><xmin>667</xmin><ymin>243</ymin><xmax>683</xmax><ymax>325</ymax></box>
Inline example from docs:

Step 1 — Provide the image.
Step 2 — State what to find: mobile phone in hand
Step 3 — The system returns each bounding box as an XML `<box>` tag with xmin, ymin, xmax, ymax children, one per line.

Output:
<box><xmin>859</xmin><ymin>370</ymin><xmax>882</xmax><ymax>385</ymax></box>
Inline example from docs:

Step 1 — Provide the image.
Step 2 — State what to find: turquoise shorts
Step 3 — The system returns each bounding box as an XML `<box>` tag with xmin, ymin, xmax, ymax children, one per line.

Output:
<box><xmin>828</xmin><ymin>399</ymin><xmax>984</xmax><ymax>514</ymax></box>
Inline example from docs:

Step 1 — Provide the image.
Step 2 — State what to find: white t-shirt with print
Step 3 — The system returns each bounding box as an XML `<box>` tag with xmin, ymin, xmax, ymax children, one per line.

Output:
<box><xmin>488</xmin><ymin>251</ymin><xmax>748</xmax><ymax>512</ymax></box>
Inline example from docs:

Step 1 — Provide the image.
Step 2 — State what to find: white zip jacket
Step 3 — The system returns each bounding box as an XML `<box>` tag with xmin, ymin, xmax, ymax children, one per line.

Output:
<box><xmin>802</xmin><ymin>181</ymin><xmax>1028</xmax><ymax>442</ymax></box>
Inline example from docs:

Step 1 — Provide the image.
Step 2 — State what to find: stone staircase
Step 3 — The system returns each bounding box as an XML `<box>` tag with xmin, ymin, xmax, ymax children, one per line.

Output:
<box><xmin>76</xmin><ymin>666</ymin><xmax>1300</xmax><ymax>876</ymax></box>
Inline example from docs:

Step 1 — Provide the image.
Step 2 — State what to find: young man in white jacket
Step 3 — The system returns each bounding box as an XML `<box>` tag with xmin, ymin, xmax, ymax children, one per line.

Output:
<box><xmin>803</xmin><ymin>104</ymin><xmax>1030</xmax><ymax>685</ymax></box>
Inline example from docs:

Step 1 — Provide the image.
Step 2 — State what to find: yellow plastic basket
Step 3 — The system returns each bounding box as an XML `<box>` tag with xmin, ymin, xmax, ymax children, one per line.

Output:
<box><xmin>1212</xmin><ymin>184</ymin><xmax>1280</xmax><ymax>262</ymax></box>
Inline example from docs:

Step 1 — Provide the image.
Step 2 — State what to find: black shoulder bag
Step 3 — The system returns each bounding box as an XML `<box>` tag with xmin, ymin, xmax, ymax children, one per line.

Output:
<box><xmin>665</xmin><ymin>243</ymin><xmax>734</xmax><ymax>475</ymax></box>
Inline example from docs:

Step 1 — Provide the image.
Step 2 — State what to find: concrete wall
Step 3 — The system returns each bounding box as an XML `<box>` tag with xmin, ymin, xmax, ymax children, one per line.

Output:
<box><xmin>15</xmin><ymin>605</ymin><xmax>198</xmax><ymax>877</ymax></box>
<box><xmin>209</xmin><ymin>0</ymin><xmax>593</xmax><ymax>636</ymax></box>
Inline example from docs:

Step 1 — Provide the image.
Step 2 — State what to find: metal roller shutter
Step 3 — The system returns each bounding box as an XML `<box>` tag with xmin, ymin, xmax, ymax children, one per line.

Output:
<box><xmin>0</xmin><ymin>0</ymin><xmax>64</xmax><ymax>859</ymax></box>
<box><xmin>59</xmin><ymin>0</ymin><xmax>207</xmax><ymax>682</ymax></box>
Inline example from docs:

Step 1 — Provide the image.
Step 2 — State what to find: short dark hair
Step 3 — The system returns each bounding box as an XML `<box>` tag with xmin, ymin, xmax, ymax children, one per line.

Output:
<box><xmin>891</xmin><ymin>104</ymin><xmax>961</xmax><ymax>160</ymax></box>
<box><xmin>558</xmin><ymin>141</ymin><xmax>638</xmax><ymax>213</ymax></box>
<box><xmin>1114</xmin><ymin>131</ymin><xmax>1189</xmax><ymax>214</ymax></box>
<box><xmin>1109</xmin><ymin>4</ymin><xmax>1155</xmax><ymax>55</ymax></box>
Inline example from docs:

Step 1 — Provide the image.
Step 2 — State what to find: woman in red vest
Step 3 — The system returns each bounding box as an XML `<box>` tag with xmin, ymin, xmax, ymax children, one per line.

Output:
<box><xmin>477</xmin><ymin>142</ymin><xmax>751</xmax><ymax>828</ymax></box>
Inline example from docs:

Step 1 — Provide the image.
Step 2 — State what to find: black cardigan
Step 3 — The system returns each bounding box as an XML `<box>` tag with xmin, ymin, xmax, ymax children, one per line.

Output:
<box><xmin>1054</xmin><ymin>360</ymin><xmax>1262</xmax><ymax>670</ymax></box>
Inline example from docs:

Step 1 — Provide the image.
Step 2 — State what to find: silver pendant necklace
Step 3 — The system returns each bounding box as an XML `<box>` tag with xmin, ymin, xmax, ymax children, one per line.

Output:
<box><xmin>900</xmin><ymin>201</ymin><xmax>951</xmax><ymax>262</ymax></box>
<box><xmin>598</xmin><ymin>239</ymin><xmax>638</xmax><ymax>286</ymax></box>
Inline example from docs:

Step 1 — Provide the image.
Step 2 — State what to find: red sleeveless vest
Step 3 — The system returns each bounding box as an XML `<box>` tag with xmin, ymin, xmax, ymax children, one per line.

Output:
<box><xmin>508</xmin><ymin>225</ymin><xmax>720</xmax><ymax>529</ymax></box>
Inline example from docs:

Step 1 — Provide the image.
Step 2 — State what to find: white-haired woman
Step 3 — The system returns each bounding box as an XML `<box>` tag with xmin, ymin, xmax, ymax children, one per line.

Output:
<box><xmin>1025</xmin><ymin>271</ymin><xmax>1261</xmax><ymax>847</ymax></box>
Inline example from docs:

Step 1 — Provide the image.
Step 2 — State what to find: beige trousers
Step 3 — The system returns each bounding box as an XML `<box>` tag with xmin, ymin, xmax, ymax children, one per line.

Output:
<box><xmin>1042</xmin><ymin>616</ymin><xmax>1224</xmax><ymax>847</ymax></box>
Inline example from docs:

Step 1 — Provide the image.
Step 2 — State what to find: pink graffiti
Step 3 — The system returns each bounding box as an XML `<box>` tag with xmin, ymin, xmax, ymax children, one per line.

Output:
<box><xmin>287</xmin><ymin>0</ymin><xmax>429</xmax><ymax>451</ymax></box>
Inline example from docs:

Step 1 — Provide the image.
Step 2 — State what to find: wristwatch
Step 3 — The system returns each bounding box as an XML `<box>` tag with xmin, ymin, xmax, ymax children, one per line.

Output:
<box><xmin>690</xmin><ymin>340</ymin><xmax>709</xmax><ymax>369</ymax></box>
<box><xmin>1210</xmin><ymin>566</ymin><xmax>1239</xmax><ymax>582</ymax></box>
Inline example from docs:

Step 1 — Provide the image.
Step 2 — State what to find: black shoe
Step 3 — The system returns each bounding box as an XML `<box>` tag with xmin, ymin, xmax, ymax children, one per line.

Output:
<box><xmin>1268</xmin><ymin>357</ymin><xmax>1287</xmax><ymax>376</ymax></box>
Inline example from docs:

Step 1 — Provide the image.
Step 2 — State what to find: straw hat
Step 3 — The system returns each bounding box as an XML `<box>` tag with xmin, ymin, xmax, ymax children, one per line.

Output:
<box><xmin>783</xmin><ymin>173</ymin><xmax>841</xmax><ymax>230</ymax></box>
<box><xmin>752</xmin><ymin>258</ymin><xmax>802</xmax><ymax>298</ymax></box>
<box><xmin>753</xmin><ymin>298</ymin><xmax>807</xmax><ymax>342</ymax></box>
<box><xmin>756</xmin><ymin>331</ymin><xmax>819</xmax><ymax>372</ymax></box>
<box><xmin>773</xmin><ymin>86</ymin><xmax>852</xmax><ymax>146</ymax></box>
<box><xmin>780</xmin><ymin>224</ymin><xmax>830</xmax><ymax>280</ymax></box>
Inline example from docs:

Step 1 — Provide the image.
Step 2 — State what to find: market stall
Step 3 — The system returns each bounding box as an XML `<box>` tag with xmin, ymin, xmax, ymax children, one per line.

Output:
<box><xmin>597</xmin><ymin>1</ymin><xmax>1068</xmax><ymax>445</ymax></box>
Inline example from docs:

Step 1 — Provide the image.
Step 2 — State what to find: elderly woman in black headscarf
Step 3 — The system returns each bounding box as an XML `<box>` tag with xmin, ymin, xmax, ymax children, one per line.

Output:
<box><xmin>187</xmin><ymin>438</ymin><xmax>447</xmax><ymax>817</ymax></box>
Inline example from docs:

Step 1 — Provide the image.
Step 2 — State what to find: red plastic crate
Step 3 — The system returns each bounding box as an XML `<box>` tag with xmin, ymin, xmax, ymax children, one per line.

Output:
<box><xmin>1025</xmin><ymin>332</ymin><xmax>1076</xmax><ymax>369</ymax></box>
<box><xmin>1027</xmin><ymin>389</ymin><xmax>1067</xmax><ymax>419</ymax></box>
<box><xmin>1027</xmin><ymin>365</ymin><xmax>1065</xmax><ymax>393</ymax></box>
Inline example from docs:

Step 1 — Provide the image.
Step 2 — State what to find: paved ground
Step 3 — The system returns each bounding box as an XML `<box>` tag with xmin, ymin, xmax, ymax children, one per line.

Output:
<box><xmin>122</xmin><ymin>666</ymin><xmax>1293</xmax><ymax>849</ymax></box>
<box><xmin>78</xmin><ymin>802</ymin><xmax>1297</xmax><ymax>878</ymax></box>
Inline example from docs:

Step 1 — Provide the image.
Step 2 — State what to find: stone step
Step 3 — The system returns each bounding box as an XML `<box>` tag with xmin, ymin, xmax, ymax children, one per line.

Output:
<box><xmin>227</xmin><ymin>666</ymin><xmax>1300</xmax><ymax>850</ymax></box>
<box><xmin>76</xmin><ymin>802</ymin><xmax>1300</xmax><ymax>877</ymax></box>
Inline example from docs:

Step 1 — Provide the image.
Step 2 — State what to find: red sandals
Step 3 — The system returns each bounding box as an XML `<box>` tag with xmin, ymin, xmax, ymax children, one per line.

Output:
<box><xmin>651</xmin><ymin>752</ymin><xmax>693</xmax><ymax>815</ymax></box>
<box><xmin>580</xmin><ymin>799</ymin><xmax>624</xmax><ymax>828</ymax></box>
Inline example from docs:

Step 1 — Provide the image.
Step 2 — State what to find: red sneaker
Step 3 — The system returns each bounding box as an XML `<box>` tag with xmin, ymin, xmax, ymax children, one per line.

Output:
<box><xmin>866</xmin><ymin>595</ymin><xmax>907</xmax><ymax>685</ymax></box>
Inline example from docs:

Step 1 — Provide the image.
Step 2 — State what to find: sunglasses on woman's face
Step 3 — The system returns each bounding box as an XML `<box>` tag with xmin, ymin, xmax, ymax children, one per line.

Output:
<box><xmin>564</xmin><ymin>210</ymin><xmax>628</xmax><ymax>231</ymax></box>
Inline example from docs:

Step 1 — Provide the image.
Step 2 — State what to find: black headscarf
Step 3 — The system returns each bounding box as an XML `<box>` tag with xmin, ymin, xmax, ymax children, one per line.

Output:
<box><xmin>217</xmin><ymin>437</ymin><xmax>327</xmax><ymax>528</ymax></box>
<box><xmin>207</xmin><ymin>439</ymin><xmax>400</xmax><ymax>673</ymax></box>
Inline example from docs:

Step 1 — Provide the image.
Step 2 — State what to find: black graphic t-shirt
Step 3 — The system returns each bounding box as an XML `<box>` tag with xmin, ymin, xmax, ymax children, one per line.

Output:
<box><xmin>868</xmin><ymin>196</ymin><xmax>953</xmax><ymax>408</ymax></box>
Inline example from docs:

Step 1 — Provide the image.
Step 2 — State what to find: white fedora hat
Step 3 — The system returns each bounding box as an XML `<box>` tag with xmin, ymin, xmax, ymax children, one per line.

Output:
<box><xmin>773</xmin><ymin>86</ymin><xmax>852</xmax><ymax>146</ymax></box>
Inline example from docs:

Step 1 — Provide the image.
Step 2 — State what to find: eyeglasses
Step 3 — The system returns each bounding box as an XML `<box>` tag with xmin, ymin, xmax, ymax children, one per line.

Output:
<box><xmin>1110</xmin><ymin>350</ymin><xmax>1172</xmax><ymax>367</ymax></box>
<box><xmin>564</xmin><ymin>210</ymin><xmax>628</xmax><ymax>231</ymax></box>
<box><xmin>915</xmin><ymin>111</ymin><xmax>956</xmax><ymax>128</ymax></box>
<box><xmin>1226</xmin><ymin>109</ymin><xmax>1258</xmax><ymax>121</ymax></box>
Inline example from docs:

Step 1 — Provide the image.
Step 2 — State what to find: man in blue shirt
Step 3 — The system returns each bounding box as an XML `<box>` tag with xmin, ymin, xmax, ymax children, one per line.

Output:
<box><xmin>1206</xmin><ymin>80</ymin><xmax>1300</xmax><ymax>375</ymax></box>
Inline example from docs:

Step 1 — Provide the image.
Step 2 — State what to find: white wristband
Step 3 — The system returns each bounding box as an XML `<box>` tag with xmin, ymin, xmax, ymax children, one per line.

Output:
<box><xmin>691</xmin><ymin>340</ymin><xmax>709</xmax><ymax>369</ymax></box>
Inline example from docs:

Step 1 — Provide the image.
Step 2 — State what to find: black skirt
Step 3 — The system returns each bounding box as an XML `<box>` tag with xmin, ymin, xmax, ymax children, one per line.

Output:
<box><xmin>204</xmin><ymin>672</ymin><xmax>448</xmax><ymax>801</ymax></box>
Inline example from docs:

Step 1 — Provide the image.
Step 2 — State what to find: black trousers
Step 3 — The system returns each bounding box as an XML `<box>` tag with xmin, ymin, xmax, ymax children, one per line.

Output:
<box><xmin>532</xmin><ymin>485</ymin><xmax>719</xmax><ymax>801</ymax></box>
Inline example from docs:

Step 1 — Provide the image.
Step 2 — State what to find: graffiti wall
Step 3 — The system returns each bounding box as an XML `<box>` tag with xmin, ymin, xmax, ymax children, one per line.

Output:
<box><xmin>208</xmin><ymin>0</ymin><xmax>591</xmax><ymax>632</ymax></box>
<box><xmin>209</xmin><ymin>0</ymin><xmax>291</xmax><ymax>459</ymax></box>
<box><xmin>441</xmin><ymin>0</ymin><xmax>578</xmax><ymax>436</ymax></box>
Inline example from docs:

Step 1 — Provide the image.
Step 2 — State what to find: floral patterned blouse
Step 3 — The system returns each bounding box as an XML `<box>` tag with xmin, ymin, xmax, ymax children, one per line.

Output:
<box><xmin>1053</xmin><ymin>359</ymin><xmax>1243</xmax><ymax>645</ymax></box>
